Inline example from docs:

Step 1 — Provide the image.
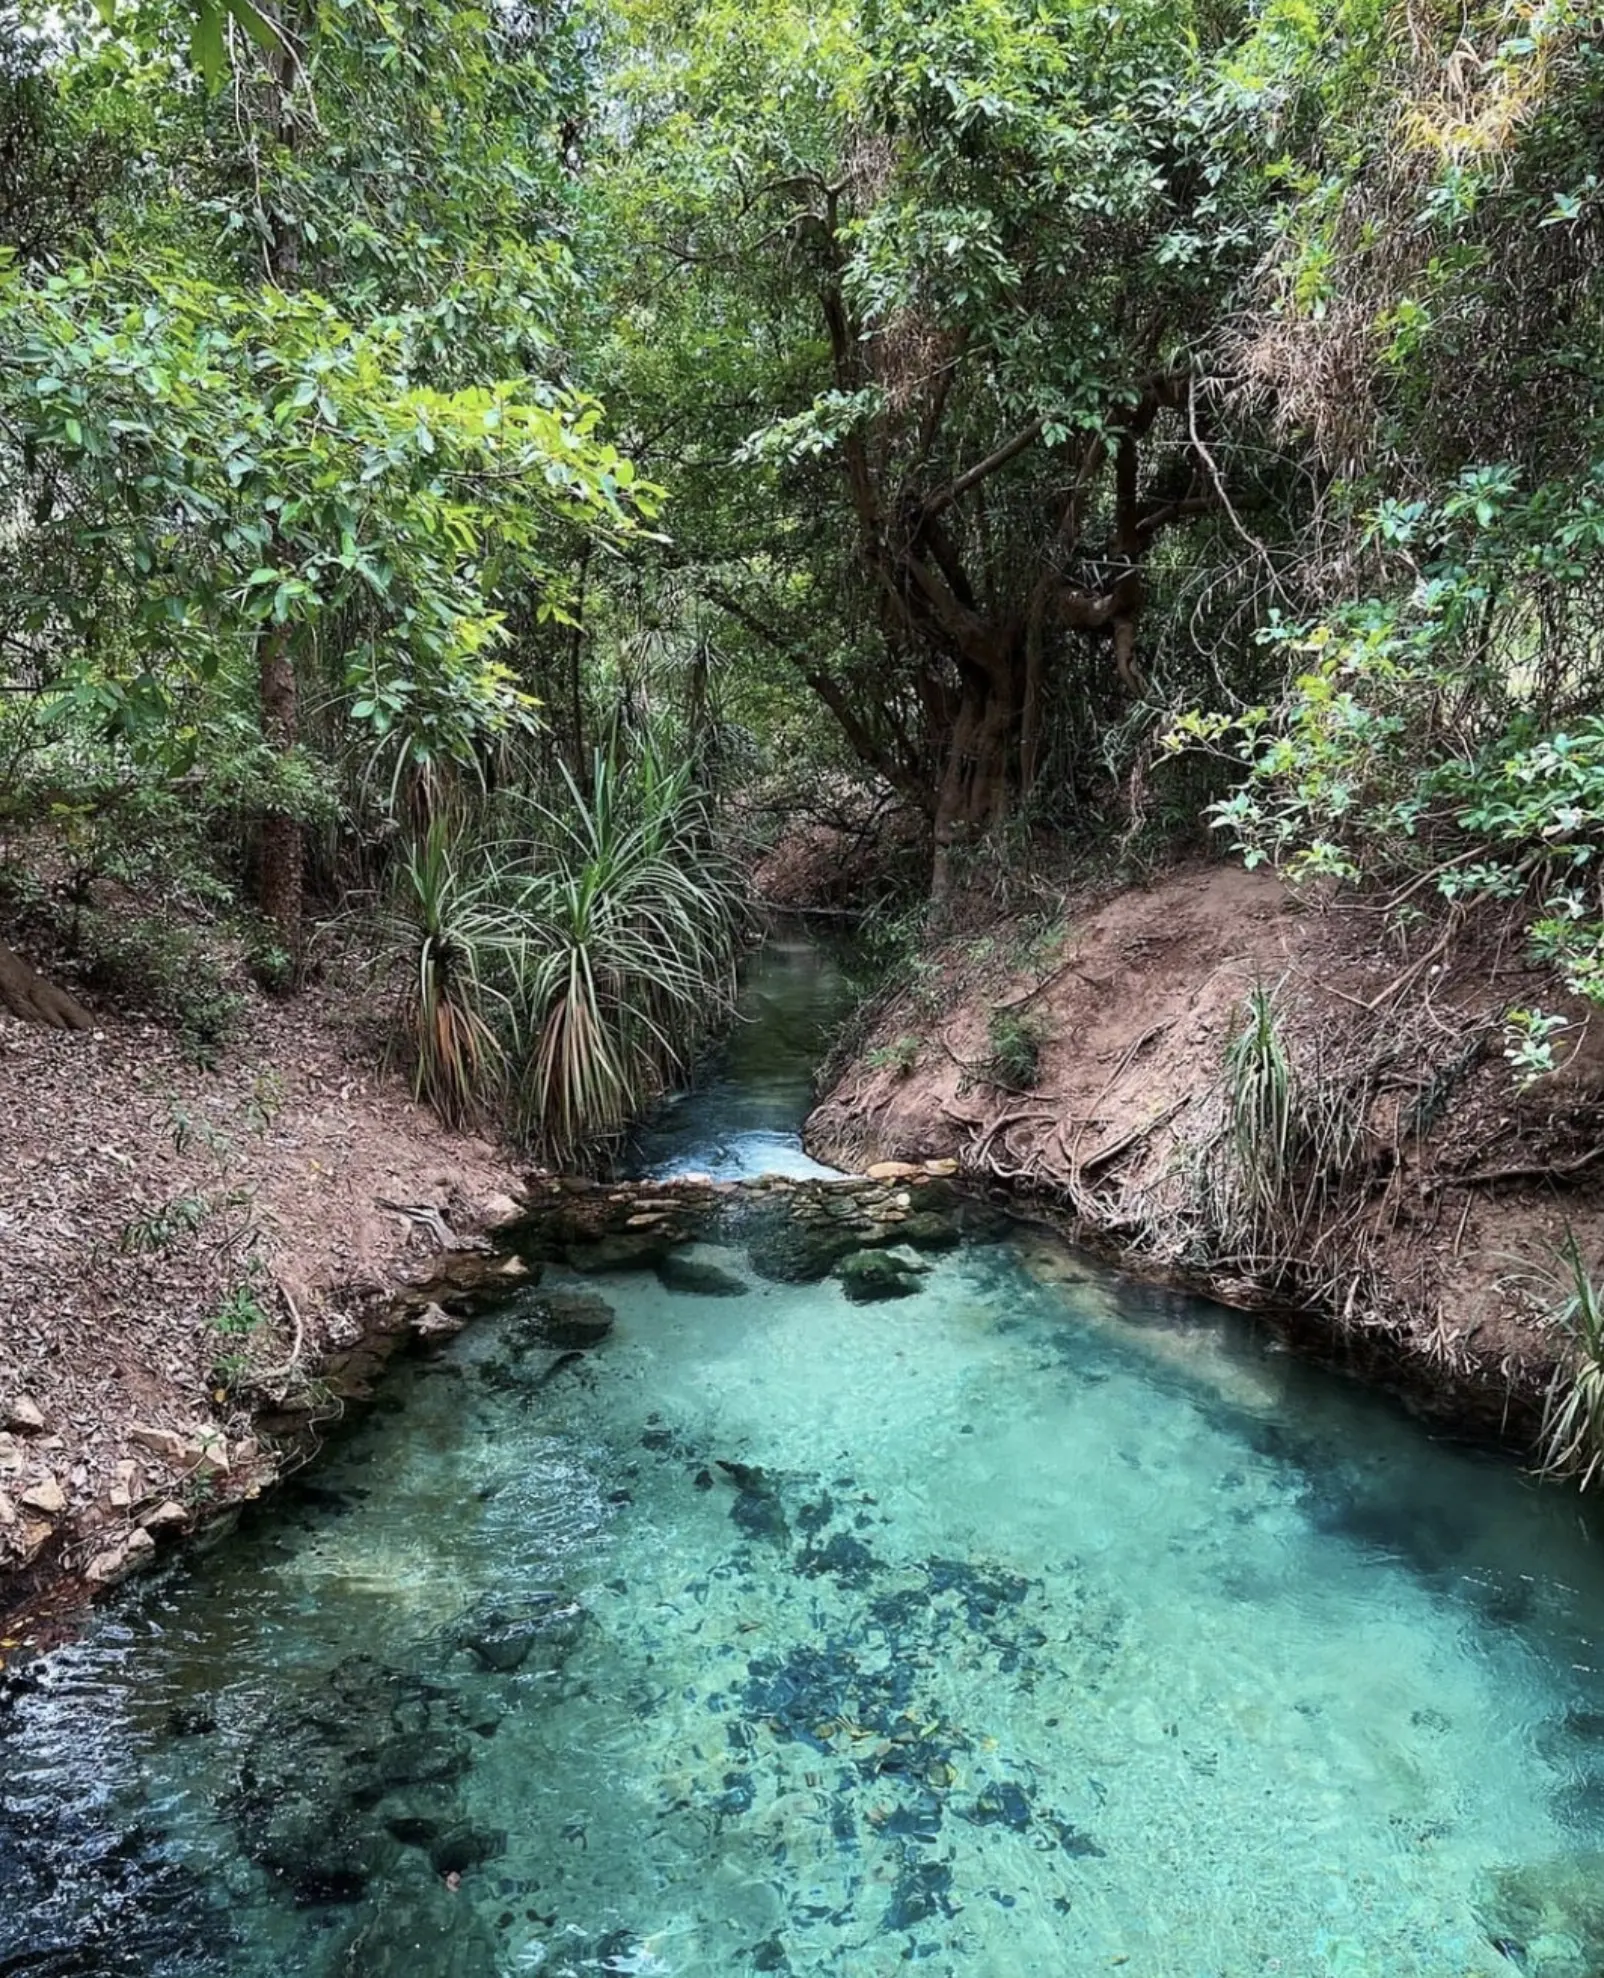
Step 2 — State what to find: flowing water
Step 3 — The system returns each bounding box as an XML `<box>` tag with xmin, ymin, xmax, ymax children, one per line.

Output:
<box><xmin>5</xmin><ymin>941</ymin><xmax>1604</xmax><ymax>1978</ymax></box>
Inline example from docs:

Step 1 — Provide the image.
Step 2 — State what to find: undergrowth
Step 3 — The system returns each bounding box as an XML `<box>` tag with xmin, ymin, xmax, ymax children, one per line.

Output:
<box><xmin>1537</xmin><ymin>1232</ymin><xmax>1604</xmax><ymax>1491</ymax></box>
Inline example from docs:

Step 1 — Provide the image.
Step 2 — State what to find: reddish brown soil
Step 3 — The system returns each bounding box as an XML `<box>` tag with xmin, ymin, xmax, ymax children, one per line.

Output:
<box><xmin>0</xmin><ymin>957</ymin><xmax>522</xmax><ymax>1615</ymax></box>
<box><xmin>807</xmin><ymin>863</ymin><xmax>1604</xmax><ymax>1431</ymax></box>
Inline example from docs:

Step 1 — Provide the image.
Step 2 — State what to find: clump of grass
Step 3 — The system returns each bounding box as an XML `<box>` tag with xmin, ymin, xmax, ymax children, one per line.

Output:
<box><xmin>986</xmin><ymin>1008</ymin><xmax>1046</xmax><ymax>1090</ymax></box>
<box><xmin>1224</xmin><ymin>983</ymin><xmax>1297</xmax><ymax>1215</ymax></box>
<box><xmin>1538</xmin><ymin>1230</ymin><xmax>1604</xmax><ymax>1490</ymax></box>
<box><xmin>867</xmin><ymin>1033</ymin><xmax>921</xmax><ymax>1077</ymax></box>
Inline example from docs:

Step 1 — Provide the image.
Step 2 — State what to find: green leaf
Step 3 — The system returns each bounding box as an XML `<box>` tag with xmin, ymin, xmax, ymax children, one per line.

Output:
<box><xmin>189</xmin><ymin>0</ymin><xmax>229</xmax><ymax>90</ymax></box>
<box><xmin>225</xmin><ymin>0</ymin><xmax>282</xmax><ymax>54</ymax></box>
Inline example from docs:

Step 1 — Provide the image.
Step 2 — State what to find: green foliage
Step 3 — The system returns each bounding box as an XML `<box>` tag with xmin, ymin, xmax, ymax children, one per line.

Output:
<box><xmin>985</xmin><ymin>1008</ymin><xmax>1046</xmax><ymax>1091</ymax></box>
<box><xmin>866</xmin><ymin>1034</ymin><xmax>922</xmax><ymax>1078</ymax></box>
<box><xmin>209</xmin><ymin>1281</ymin><xmax>271</xmax><ymax>1336</ymax></box>
<box><xmin>1503</xmin><ymin>1006</ymin><xmax>1577</xmax><ymax>1087</ymax></box>
<box><xmin>72</xmin><ymin>911</ymin><xmax>241</xmax><ymax>1057</ymax></box>
<box><xmin>386</xmin><ymin>816</ymin><xmax>517</xmax><ymax>1128</ymax></box>
<box><xmin>1223</xmin><ymin>985</ymin><xmax>1297</xmax><ymax>1215</ymax></box>
<box><xmin>513</xmin><ymin>751</ymin><xmax>747</xmax><ymax>1160</ymax></box>
<box><xmin>381</xmin><ymin>746</ymin><xmax>747</xmax><ymax>1156</ymax></box>
<box><xmin>584</xmin><ymin>0</ymin><xmax>1287</xmax><ymax>885</ymax></box>
<box><xmin>119</xmin><ymin>1192</ymin><xmax>212</xmax><ymax>1255</ymax></box>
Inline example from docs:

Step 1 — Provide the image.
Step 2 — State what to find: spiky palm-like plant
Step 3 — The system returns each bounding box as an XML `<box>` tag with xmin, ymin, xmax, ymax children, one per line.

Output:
<box><xmin>387</xmin><ymin>818</ymin><xmax>518</xmax><ymax>1128</ymax></box>
<box><xmin>513</xmin><ymin>750</ymin><xmax>745</xmax><ymax>1161</ymax></box>
<box><xmin>1538</xmin><ymin>1230</ymin><xmax>1604</xmax><ymax>1491</ymax></box>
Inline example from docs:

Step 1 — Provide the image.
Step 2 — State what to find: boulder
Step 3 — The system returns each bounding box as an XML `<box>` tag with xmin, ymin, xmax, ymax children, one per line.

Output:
<box><xmin>190</xmin><ymin>1429</ymin><xmax>229</xmax><ymax>1477</ymax></box>
<box><xmin>657</xmin><ymin>1253</ymin><xmax>749</xmax><ymax>1298</ymax></box>
<box><xmin>410</xmin><ymin>1250</ymin><xmax>532</xmax><ymax>1313</ymax></box>
<box><xmin>138</xmin><ymin>1499</ymin><xmax>189</xmax><ymax>1532</ymax></box>
<box><xmin>412</xmin><ymin>1301</ymin><xmax>466</xmax><ymax>1341</ymax></box>
<box><xmin>894</xmin><ymin>1211</ymin><xmax>963</xmax><ymax>1253</ymax></box>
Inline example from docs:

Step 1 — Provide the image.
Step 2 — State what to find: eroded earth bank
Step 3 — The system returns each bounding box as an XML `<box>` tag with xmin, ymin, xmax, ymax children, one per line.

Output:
<box><xmin>805</xmin><ymin>863</ymin><xmax>1604</xmax><ymax>1443</ymax></box>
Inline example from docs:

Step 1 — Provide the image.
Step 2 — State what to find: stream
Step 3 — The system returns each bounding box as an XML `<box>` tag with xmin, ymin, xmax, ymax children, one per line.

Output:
<box><xmin>4</xmin><ymin>938</ymin><xmax>1604</xmax><ymax>1977</ymax></box>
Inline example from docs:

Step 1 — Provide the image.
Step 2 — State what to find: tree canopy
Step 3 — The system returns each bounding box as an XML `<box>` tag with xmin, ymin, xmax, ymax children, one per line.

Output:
<box><xmin>3</xmin><ymin>0</ymin><xmax>1603</xmax><ymax>1129</ymax></box>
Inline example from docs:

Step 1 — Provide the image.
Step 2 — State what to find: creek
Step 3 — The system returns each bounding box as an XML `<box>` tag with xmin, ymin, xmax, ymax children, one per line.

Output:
<box><xmin>3</xmin><ymin>938</ymin><xmax>1604</xmax><ymax>1977</ymax></box>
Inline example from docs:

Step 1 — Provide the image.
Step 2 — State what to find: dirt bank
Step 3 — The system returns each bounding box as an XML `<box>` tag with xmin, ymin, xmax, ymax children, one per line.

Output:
<box><xmin>806</xmin><ymin>863</ymin><xmax>1604</xmax><ymax>1442</ymax></box>
<box><xmin>0</xmin><ymin>963</ymin><xmax>526</xmax><ymax>1640</ymax></box>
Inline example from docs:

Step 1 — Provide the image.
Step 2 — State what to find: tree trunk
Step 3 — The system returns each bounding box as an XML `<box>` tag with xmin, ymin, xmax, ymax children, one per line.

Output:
<box><xmin>929</xmin><ymin>661</ymin><xmax>1018</xmax><ymax>903</ymax></box>
<box><xmin>0</xmin><ymin>942</ymin><xmax>92</xmax><ymax>1028</ymax></box>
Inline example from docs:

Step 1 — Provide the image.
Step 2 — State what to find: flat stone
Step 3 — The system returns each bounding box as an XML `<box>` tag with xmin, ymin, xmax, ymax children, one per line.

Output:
<box><xmin>19</xmin><ymin>1476</ymin><xmax>65</xmax><ymax>1516</ymax></box>
<box><xmin>5</xmin><ymin>1397</ymin><xmax>45</xmax><ymax>1433</ymax></box>
<box><xmin>866</xmin><ymin>1160</ymin><xmax>925</xmax><ymax>1181</ymax></box>
<box><xmin>923</xmin><ymin>1158</ymin><xmax>960</xmax><ymax>1176</ymax></box>
<box><xmin>190</xmin><ymin>1430</ymin><xmax>229</xmax><ymax>1476</ymax></box>
<box><xmin>129</xmin><ymin>1423</ymin><xmax>189</xmax><ymax>1466</ymax></box>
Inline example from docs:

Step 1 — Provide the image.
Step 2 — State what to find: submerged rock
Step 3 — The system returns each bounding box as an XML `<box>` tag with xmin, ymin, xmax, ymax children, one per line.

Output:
<box><xmin>883</xmin><ymin>1856</ymin><xmax>954</xmax><ymax>1931</ymax></box>
<box><xmin>566</xmin><ymin>1231</ymin><xmax>674</xmax><ymax>1274</ymax></box>
<box><xmin>1480</xmin><ymin>1854</ymin><xmax>1604</xmax><ymax>1978</ymax></box>
<box><xmin>220</xmin><ymin>1653</ymin><xmax>481</xmax><ymax>1906</ymax></box>
<box><xmin>835</xmin><ymin>1249</ymin><xmax>924</xmax><ymax>1303</ymax></box>
<box><xmin>657</xmin><ymin>1253</ymin><xmax>749</xmax><ymax>1298</ymax></box>
<box><xmin>529</xmin><ymin>1291</ymin><xmax>617</xmax><ymax>1348</ymax></box>
<box><xmin>965</xmin><ymin>1780</ymin><xmax>1032</xmax><ymax>1831</ymax></box>
<box><xmin>455</xmin><ymin>1593</ymin><xmax>586</xmax><ymax>1676</ymax></box>
<box><xmin>717</xmin><ymin>1461</ymin><xmax>791</xmax><ymax>1545</ymax></box>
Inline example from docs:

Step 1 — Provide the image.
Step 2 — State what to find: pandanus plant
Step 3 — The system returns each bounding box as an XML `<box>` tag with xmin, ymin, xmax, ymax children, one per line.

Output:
<box><xmin>515</xmin><ymin>751</ymin><xmax>745</xmax><ymax>1160</ymax></box>
<box><xmin>387</xmin><ymin>743</ymin><xmax>746</xmax><ymax>1158</ymax></box>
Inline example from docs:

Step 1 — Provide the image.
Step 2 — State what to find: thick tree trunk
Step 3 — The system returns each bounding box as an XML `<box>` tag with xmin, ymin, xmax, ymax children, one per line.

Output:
<box><xmin>0</xmin><ymin>942</ymin><xmax>92</xmax><ymax>1028</ymax></box>
<box><xmin>929</xmin><ymin>662</ymin><xmax>1019</xmax><ymax>903</ymax></box>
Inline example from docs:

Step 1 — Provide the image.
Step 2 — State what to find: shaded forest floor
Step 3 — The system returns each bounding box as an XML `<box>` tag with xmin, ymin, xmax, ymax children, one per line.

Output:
<box><xmin>0</xmin><ymin>923</ymin><xmax>523</xmax><ymax>1614</ymax></box>
<box><xmin>805</xmin><ymin>860</ymin><xmax>1604</xmax><ymax>1442</ymax></box>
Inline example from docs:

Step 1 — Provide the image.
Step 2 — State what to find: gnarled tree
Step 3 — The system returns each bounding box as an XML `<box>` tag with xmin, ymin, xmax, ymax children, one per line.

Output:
<box><xmin>593</xmin><ymin>0</ymin><xmax>1276</xmax><ymax>891</ymax></box>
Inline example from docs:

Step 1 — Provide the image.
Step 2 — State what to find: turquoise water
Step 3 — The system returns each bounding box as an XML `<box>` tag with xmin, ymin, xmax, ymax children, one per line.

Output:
<box><xmin>629</xmin><ymin>933</ymin><xmax>856</xmax><ymax>1180</ymax></box>
<box><xmin>4</xmin><ymin>936</ymin><xmax>1604</xmax><ymax>1978</ymax></box>
<box><xmin>4</xmin><ymin>1228</ymin><xmax>1604</xmax><ymax>1977</ymax></box>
